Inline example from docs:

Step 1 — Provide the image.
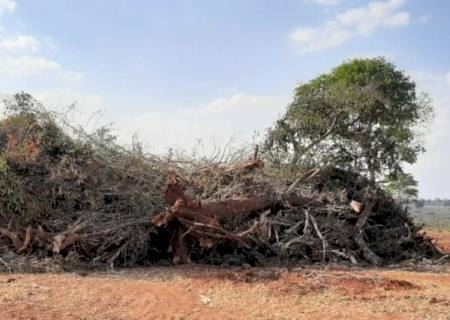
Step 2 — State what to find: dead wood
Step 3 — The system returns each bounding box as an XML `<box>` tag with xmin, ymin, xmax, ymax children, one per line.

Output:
<box><xmin>353</xmin><ymin>201</ymin><xmax>383</xmax><ymax>265</ymax></box>
<box><xmin>18</xmin><ymin>226</ymin><xmax>32</xmax><ymax>252</ymax></box>
<box><xmin>0</xmin><ymin>227</ymin><xmax>22</xmax><ymax>250</ymax></box>
<box><xmin>150</xmin><ymin>166</ymin><xmax>441</xmax><ymax>266</ymax></box>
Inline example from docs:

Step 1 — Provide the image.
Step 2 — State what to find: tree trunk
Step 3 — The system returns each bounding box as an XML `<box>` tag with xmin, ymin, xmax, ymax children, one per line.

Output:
<box><xmin>353</xmin><ymin>201</ymin><xmax>383</xmax><ymax>265</ymax></box>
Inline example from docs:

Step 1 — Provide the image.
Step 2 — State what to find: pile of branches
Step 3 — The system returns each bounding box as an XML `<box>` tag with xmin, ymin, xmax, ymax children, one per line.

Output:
<box><xmin>0</xmin><ymin>94</ymin><xmax>442</xmax><ymax>270</ymax></box>
<box><xmin>151</xmin><ymin>160</ymin><xmax>441</xmax><ymax>266</ymax></box>
<box><xmin>0</xmin><ymin>94</ymin><xmax>168</xmax><ymax>269</ymax></box>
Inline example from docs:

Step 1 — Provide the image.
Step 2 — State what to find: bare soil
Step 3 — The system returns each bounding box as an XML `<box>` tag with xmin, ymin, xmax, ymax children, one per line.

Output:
<box><xmin>427</xmin><ymin>229</ymin><xmax>450</xmax><ymax>253</ymax></box>
<box><xmin>0</xmin><ymin>231</ymin><xmax>449</xmax><ymax>320</ymax></box>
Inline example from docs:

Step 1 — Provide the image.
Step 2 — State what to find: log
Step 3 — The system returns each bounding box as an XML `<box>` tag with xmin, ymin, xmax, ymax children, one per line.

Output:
<box><xmin>156</xmin><ymin>174</ymin><xmax>277</xmax><ymax>226</ymax></box>
<box><xmin>350</xmin><ymin>200</ymin><xmax>364</xmax><ymax>213</ymax></box>
<box><xmin>152</xmin><ymin>174</ymin><xmax>331</xmax><ymax>263</ymax></box>
<box><xmin>353</xmin><ymin>201</ymin><xmax>383</xmax><ymax>265</ymax></box>
<box><xmin>158</xmin><ymin>174</ymin><xmax>324</xmax><ymax>226</ymax></box>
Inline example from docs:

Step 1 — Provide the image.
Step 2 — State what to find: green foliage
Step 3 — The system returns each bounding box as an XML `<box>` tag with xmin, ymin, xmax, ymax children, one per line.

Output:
<box><xmin>0</xmin><ymin>154</ymin><xmax>26</xmax><ymax>220</ymax></box>
<box><xmin>0</xmin><ymin>93</ymin><xmax>79</xmax><ymax>163</ymax></box>
<box><xmin>265</xmin><ymin>57</ymin><xmax>433</xmax><ymax>185</ymax></box>
<box><xmin>384</xmin><ymin>172</ymin><xmax>418</xmax><ymax>204</ymax></box>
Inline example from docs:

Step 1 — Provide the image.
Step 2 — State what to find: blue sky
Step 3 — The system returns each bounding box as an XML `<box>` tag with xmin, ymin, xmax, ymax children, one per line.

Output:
<box><xmin>0</xmin><ymin>0</ymin><xmax>449</xmax><ymax>198</ymax></box>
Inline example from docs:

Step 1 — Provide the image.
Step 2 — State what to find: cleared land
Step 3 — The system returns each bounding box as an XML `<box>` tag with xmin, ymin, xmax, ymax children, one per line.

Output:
<box><xmin>0</xmin><ymin>231</ymin><xmax>449</xmax><ymax>320</ymax></box>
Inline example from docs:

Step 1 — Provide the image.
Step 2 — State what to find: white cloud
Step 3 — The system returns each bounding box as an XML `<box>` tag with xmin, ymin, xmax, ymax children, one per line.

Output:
<box><xmin>410</xmin><ymin>71</ymin><xmax>450</xmax><ymax>98</ymax></box>
<box><xmin>0</xmin><ymin>55</ymin><xmax>60</xmax><ymax>76</ymax></box>
<box><xmin>35</xmin><ymin>89</ymin><xmax>105</xmax><ymax>114</ymax></box>
<box><xmin>290</xmin><ymin>0</ymin><xmax>410</xmax><ymax>53</ymax></box>
<box><xmin>63</xmin><ymin>70</ymin><xmax>85</xmax><ymax>83</ymax></box>
<box><xmin>0</xmin><ymin>34</ymin><xmax>39</xmax><ymax>52</ymax></box>
<box><xmin>0</xmin><ymin>54</ymin><xmax>84</xmax><ymax>81</ymax></box>
<box><xmin>34</xmin><ymin>89</ymin><xmax>107</xmax><ymax>130</ymax></box>
<box><xmin>0</xmin><ymin>2</ymin><xmax>83</xmax><ymax>80</ymax></box>
<box><xmin>0</xmin><ymin>0</ymin><xmax>16</xmax><ymax>14</ymax></box>
<box><xmin>115</xmin><ymin>93</ymin><xmax>289</xmax><ymax>153</ymax></box>
<box><xmin>304</xmin><ymin>0</ymin><xmax>346</xmax><ymax>5</ymax></box>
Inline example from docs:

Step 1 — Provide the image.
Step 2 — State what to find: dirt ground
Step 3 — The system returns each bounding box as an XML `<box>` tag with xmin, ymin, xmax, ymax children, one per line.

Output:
<box><xmin>427</xmin><ymin>229</ymin><xmax>450</xmax><ymax>253</ymax></box>
<box><xmin>0</xmin><ymin>231</ymin><xmax>449</xmax><ymax>320</ymax></box>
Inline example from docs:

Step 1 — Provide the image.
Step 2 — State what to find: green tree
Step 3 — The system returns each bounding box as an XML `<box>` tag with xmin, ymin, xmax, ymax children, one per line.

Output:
<box><xmin>384</xmin><ymin>172</ymin><xmax>419</xmax><ymax>204</ymax></box>
<box><xmin>265</xmin><ymin>57</ymin><xmax>433</xmax><ymax>187</ymax></box>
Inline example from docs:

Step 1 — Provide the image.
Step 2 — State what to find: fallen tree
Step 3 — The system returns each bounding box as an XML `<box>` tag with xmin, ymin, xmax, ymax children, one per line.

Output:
<box><xmin>151</xmin><ymin>165</ymin><xmax>441</xmax><ymax>266</ymax></box>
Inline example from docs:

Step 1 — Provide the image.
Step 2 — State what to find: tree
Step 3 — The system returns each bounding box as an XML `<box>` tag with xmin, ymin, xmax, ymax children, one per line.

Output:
<box><xmin>265</xmin><ymin>57</ymin><xmax>433</xmax><ymax>187</ymax></box>
<box><xmin>414</xmin><ymin>199</ymin><xmax>425</xmax><ymax>208</ymax></box>
<box><xmin>384</xmin><ymin>172</ymin><xmax>419</xmax><ymax>204</ymax></box>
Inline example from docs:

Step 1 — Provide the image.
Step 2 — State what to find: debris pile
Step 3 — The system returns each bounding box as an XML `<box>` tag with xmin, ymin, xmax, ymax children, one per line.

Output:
<box><xmin>0</xmin><ymin>96</ymin><xmax>167</xmax><ymax>269</ymax></box>
<box><xmin>0</xmin><ymin>96</ymin><xmax>442</xmax><ymax>271</ymax></box>
<box><xmin>152</xmin><ymin>163</ymin><xmax>440</xmax><ymax>266</ymax></box>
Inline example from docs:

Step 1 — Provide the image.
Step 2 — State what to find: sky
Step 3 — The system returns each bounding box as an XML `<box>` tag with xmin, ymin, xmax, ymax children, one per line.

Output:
<box><xmin>0</xmin><ymin>0</ymin><xmax>449</xmax><ymax>198</ymax></box>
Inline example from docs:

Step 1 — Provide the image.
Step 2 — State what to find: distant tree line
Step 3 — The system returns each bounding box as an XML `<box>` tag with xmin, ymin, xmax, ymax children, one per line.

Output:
<box><xmin>414</xmin><ymin>199</ymin><xmax>450</xmax><ymax>208</ymax></box>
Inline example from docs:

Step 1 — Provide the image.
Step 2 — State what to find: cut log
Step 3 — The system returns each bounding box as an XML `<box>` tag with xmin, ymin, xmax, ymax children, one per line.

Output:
<box><xmin>350</xmin><ymin>200</ymin><xmax>364</xmax><ymax>213</ymax></box>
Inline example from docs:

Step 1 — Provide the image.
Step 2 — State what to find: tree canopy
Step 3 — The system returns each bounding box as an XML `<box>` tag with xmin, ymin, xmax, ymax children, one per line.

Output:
<box><xmin>384</xmin><ymin>172</ymin><xmax>419</xmax><ymax>204</ymax></box>
<box><xmin>265</xmin><ymin>57</ymin><xmax>433</xmax><ymax>185</ymax></box>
